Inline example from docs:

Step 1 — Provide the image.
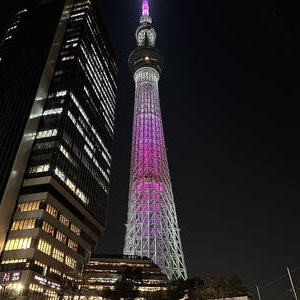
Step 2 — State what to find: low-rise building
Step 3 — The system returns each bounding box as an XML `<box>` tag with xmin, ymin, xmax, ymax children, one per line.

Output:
<box><xmin>81</xmin><ymin>254</ymin><xmax>168</xmax><ymax>299</ymax></box>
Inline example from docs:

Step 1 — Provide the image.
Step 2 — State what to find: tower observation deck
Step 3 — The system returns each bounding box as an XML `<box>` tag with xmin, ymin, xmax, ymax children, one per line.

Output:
<box><xmin>124</xmin><ymin>0</ymin><xmax>187</xmax><ymax>280</ymax></box>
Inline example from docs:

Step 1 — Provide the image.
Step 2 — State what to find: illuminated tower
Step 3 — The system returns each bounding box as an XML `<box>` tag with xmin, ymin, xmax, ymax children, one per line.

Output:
<box><xmin>124</xmin><ymin>0</ymin><xmax>187</xmax><ymax>280</ymax></box>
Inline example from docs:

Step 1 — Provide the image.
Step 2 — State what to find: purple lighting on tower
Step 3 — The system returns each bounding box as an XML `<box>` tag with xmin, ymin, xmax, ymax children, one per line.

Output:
<box><xmin>124</xmin><ymin>0</ymin><xmax>187</xmax><ymax>280</ymax></box>
<box><xmin>142</xmin><ymin>0</ymin><xmax>149</xmax><ymax>16</ymax></box>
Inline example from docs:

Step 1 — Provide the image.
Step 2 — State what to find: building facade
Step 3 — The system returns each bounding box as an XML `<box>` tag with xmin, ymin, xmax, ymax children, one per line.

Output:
<box><xmin>0</xmin><ymin>0</ymin><xmax>117</xmax><ymax>298</ymax></box>
<box><xmin>81</xmin><ymin>254</ymin><xmax>168</xmax><ymax>299</ymax></box>
<box><xmin>123</xmin><ymin>0</ymin><xmax>187</xmax><ymax>280</ymax></box>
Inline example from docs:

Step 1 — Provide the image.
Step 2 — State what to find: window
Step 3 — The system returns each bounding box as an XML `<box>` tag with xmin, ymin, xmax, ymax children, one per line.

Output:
<box><xmin>65</xmin><ymin>256</ymin><xmax>77</xmax><ymax>269</ymax></box>
<box><xmin>18</xmin><ymin>201</ymin><xmax>40</xmax><ymax>212</ymax></box>
<box><xmin>28</xmin><ymin>164</ymin><xmax>50</xmax><ymax>174</ymax></box>
<box><xmin>1</xmin><ymin>259</ymin><xmax>26</xmax><ymax>264</ymax></box>
<box><xmin>43</xmin><ymin>108</ymin><xmax>63</xmax><ymax>116</ymax></box>
<box><xmin>37</xmin><ymin>239</ymin><xmax>52</xmax><ymax>255</ymax></box>
<box><xmin>11</xmin><ymin>219</ymin><xmax>35</xmax><ymax>231</ymax></box>
<box><xmin>56</xmin><ymin>231</ymin><xmax>66</xmax><ymax>244</ymax></box>
<box><xmin>33</xmin><ymin>141</ymin><xmax>55</xmax><ymax>150</ymax></box>
<box><xmin>36</xmin><ymin>129</ymin><xmax>58</xmax><ymax>139</ymax></box>
<box><xmin>55</xmin><ymin>167</ymin><xmax>89</xmax><ymax>204</ymax></box>
<box><xmin>59</xmin><ymin>214</ymin><xmax>69</xmax><ymax>227</ymax></box>
<box><xmin>34</xmin><ymin>260</ymin><xmax>47</xmax><ymax>276</ymax></box>
<box><xmin>49</xmin><ymin>267</ymin><xmax>61</xmax><ymax>275</ymax></box>
<box><xmin>67</xmin><ymin>239</ymin><xmax>78</xmax><ymax>251</ymax></box>
<box><xmin>46</xmin><ymin>203</ymin><xmax>58</xmax><ymax>218</ymax></box>
<box><xmin>70</xmin><ymin>223</ymin><xmax>80</xmax><ymax>236</ymax></box>
<box><xmin>42</xmin><ymin>221</ymin><xmax>55</xmax><ymax>236</ymax></box>
<box><xmin>61</xmin><ymin>55</ymin><xmax>75</xmax><ymax>61</ymax></box>
<box><xmin>5</xmin><ymin>238</ymin><xmax>31</xmax><ymax>250</ymax></box>
<box><xmin>60</xmin><ymin>145</ymin><xmax>76</xmax><ymax>166</ymax></box>
<box><xmin>66</xmin><ymin>178</ymin><xmax>76</xmax><ymax>191</ymax></box>
<box><xmin>53</xmin><ymin>248</ymin><xmax>64</xmax><ymax>262</ymax></box>
<box><xmin>56</xmin><ymin>90</ymin><xmax>67</xmax><ymax>97</ymax></box>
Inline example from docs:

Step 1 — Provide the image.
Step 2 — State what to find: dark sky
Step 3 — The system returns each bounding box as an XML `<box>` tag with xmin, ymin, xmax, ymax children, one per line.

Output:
<box><xmin>1</xmin><ymin>0</ymin><xmax>300</xmax><ymax>299</ymax></box>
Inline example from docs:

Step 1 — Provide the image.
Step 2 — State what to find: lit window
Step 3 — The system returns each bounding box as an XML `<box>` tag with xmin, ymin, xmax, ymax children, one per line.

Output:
<box><xmin>5</xmin><ymin>238</ymin><xmax>32</xmax><ymax>250</ymax></box>
<box><xmin>34</xmin><ymin>260</ymin><xmax>47</xmax><ymax>276</ymax></box>
<box><xmin>49</xmin><ymin>267</ymin><xmax>61</xmax><ymax>276</ymax></box>
<box><xmin>18</xmin><ymin>201</ymin><xmax>40</xmax><ymax>212</ymax></box>
<box><xmin>46</xmin><ymin>203</ymin><xmax>58</xmax><ymax>218</ymax></box>
<box><xmin>59</xmin><ymin>214</ymin><xmax>69</xmax><ymax>227</ymax></box>
<box><xmin>67</xmin><ymin>239</ymin><xmax>78</xmax><ymax>251</ymax></box>
<box><xmin>42</xmin><ymin>221</ymin><xmax>55</xmax><ymax>236</ymax></box>
<box><xmin>61</xmin><ymin>55</ymin><xmax>75</xmax><ymax>61</ymax></box>
<box><xmin>70</xmin><ymin>223</ymin><xmax>80</xmax><ymax>236</ymax></box>
<box><xmin>75</xmin><ymin>188</ymin><xmax>88</xmax><ymax>204</ymax></box>
<box><xmin>54</xmin><ymin>70</ymin><xmax>64</xmax><ymax>75</ymax></box>
<box><xmin>84</xmin><ymin>144</ymin><xmax>93</xmax><ymax>159</ymax></box>
<box><xmin>55</xmin><ymin>167</ymin><xmax>66</xmax><ymax>181</ymax></box>
<box><xmin>36</xmin><ymin>129</ymin><xmax>57</xmax><ymax>139</ymax></box>
<box><xmin>56</xmin><ymin>231</ymin><xmax>67</xmax><ymax>244</ymax></box>
<box><xmin>60</xmin><ymin>145</ymin><xmax>76</xmax><ymax>166</ymax></box>
<box><xmin>53</xmin><ymin>248</ymin><xmax>64</xmax><ymax>262</ymax></box>
<box><xmin>43</xmin><ymin>108</ymin><xmax>63</xmax><ymax>116</ymax></box>
<box><xmin>102</xmin><ymin>151</ymin><xmax>110</xmax><ymax>166</ymax></box>
<box><xmin>66</xmin><ymin>178</ymin><xmax>76</xmax><ymax>191</ymax></box>
<box><xmin>56</xmin><ymin>90</ymin><xmax>67</xmax><ymax>97</ymax></box>
<box><xmin>33</xmin><ymin>141</ymin><xmax>55</xmax><ymax>150</ymax></box>
<box><xmin>55</xmin><ymin>167</ymin><xmax>89</xmax><ymax>204</ymax></box>
<box><xmin>65</xmin><ymin>255</ymin><xmax>77</xmax><ymax>269</ymax></box>
<box><xmin>28</xmin><ymin>164</ymin><xmax>50</xmax><ymax>174</ymax></box>
<box><xmin>37</xmin><ymin>239</ymin><xmax>52</xmax><ymax>255</ymax></box>
<box><xmin>11</xmin><ymin>219</ymin><xmax>35</xmax><ymax>231</ymax></box>
<box><xmin>1</xmin><ymin>259</ymin><xmax>26</xmax><ymax>265</ymax></box>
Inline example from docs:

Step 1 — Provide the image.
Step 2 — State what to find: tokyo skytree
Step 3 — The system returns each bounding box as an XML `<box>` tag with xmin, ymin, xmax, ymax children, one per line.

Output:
<box><xmin>124</xmin><ymin>0</ymin><xmax>187</xmax><ymax>280</ymax></box>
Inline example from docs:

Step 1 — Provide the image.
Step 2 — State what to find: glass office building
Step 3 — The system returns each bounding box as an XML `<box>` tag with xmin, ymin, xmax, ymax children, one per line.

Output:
<box><xmin>0</xmin><ymin>0</ymin><xmax>117</xmax><ymax>298</ymax></box>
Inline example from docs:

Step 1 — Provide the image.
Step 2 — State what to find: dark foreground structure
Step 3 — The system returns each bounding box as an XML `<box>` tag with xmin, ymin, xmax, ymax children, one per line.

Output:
<box><xmin>0</xmin><ymin>0</ymin><xmax>117</xmax><ymax>298</ymax></box>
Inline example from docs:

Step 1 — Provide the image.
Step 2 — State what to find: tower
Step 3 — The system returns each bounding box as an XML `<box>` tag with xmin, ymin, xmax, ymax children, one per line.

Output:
<box><xmin>0</xmin><ymin>0</ymin><xmax>117</xmax><ymax>298</ymax></box>
<box><xmin>124</xmin><ymin>0</ymin><xmax>187</xmax><ymax>280</ymax></box>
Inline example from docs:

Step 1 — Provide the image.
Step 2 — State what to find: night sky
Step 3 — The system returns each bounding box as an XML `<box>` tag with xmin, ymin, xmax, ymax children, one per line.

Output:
<box><xmin>1</xmin><ymin>0</ymin><xmax>300</xmax><ymax>299</ymax></box>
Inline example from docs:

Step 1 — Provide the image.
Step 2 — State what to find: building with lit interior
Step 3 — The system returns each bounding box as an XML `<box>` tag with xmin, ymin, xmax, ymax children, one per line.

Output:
<box><xmin>81</xmin><ymin>254</ymin><xmax>168</xmax><ymax>299</ymax></box>
<box><xmin>123</xmin><ymin>0</ymin><xmax>187</xmax><ymax>280</ymax></box>
<box><xmin>0</xmin><ymin>0</ymin><xmax>117</xmax><ymax>298</ymax></box>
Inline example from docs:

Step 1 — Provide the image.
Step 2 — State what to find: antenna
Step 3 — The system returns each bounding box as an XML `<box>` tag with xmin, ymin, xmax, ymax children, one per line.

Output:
<box><xmin>142</xmin><ymin>0</ymin><xmax>149</xmax><ymax>16</ymax></box>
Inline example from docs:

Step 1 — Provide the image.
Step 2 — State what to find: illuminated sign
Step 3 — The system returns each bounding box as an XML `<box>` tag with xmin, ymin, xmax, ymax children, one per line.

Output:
<box><xmin>34</xmin><ymin>275</ymin><xmax>60</xmax><ymax>290</ymax></box>
<box><xmin>3</xmin><ymin>272</ymin><xmax>21</xmax><ymax>282</ymax></box>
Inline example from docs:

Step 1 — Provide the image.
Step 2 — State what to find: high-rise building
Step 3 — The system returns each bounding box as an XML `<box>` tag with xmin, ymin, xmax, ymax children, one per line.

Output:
<box><xmin>0</xmin><ymin>0</ymin><xmax>117</xmax><ymax>298</ymax></box>
<box><xmin>123</xmin><ymin>0</ymin><xmax>187</xmax><ymax>280</ymax></box>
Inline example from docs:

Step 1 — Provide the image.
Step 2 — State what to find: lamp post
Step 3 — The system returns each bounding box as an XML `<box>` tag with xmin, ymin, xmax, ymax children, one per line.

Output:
<box><xmin>78</xmin><ymin>250</ymin><xmax>91</xmax><ymax>299</ymax></box>
<box><xmin>287</xmin><ymin>267</ymin><xmax>298</xmax><ymax>300</ymax></box>
<box><xmin>1</xmin><ymin>281</ymin><xmax>7</xmax><ymax>300</ymax></box>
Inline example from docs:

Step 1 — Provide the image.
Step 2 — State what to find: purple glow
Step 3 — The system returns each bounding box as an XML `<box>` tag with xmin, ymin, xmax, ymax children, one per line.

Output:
<box><xmin>142</xmin><ymin>0</ymin><xmax>149</xmax><ymax>16</ymax></box>
<box><xmin>124</xmin><ymin>9</ymin><xmax>187</xmax><ymax>279</ymax></box>
<box><xmin>128</xmin><ymin>69</ymin><xmax>170</xmax><ymax>244</ymax></box>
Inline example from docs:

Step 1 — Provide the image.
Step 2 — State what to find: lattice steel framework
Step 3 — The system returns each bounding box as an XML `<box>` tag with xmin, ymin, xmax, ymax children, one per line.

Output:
<box><xmin>124</xmin><ymin>0</ymin><xmax>187</xmax><ymax>280</ymax></box>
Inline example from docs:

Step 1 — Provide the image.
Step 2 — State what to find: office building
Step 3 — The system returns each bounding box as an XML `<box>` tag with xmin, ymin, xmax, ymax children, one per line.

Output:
<box><xmin>0</xmin><ymin>0</ymin><xmax>117</xmax><ymax>298</ymax></box>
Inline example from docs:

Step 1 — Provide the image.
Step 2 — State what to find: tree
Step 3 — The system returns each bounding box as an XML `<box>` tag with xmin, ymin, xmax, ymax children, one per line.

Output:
<box><xmin>227</xmin><ymin>273</ymin><xmax>246</xmax><ymax>296</ymax></box>
<box><xmin>200</xmin><ymin>275</ymin><xmax>218</xmax><ymax>299</ymax></box>
<box><xmin>166</xmin><ymin>278</ymin><xmax>188</xmax><ymax>300</ymax></box>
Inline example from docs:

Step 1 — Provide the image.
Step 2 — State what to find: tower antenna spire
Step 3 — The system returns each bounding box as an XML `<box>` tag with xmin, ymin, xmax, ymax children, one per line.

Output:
<box><xmin>142</xmin><ymin>0</ymin><xmax>149</xmax><ymax>16</ymax></box>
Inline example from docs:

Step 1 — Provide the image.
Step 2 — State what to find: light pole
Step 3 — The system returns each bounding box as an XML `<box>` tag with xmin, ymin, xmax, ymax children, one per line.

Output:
<box><xmin>256</xmin><ymin>285</ymin><xmax>262</xmax><ymax>300</ymax></box>
<box><xmin>0</xmin><ymin>282</ymin><xmax>7</xmax><ymax>300</ymax></box>
<box><xmin>287</xmin><ymin>267</ymin><xmax>298</xmax><ymax>300</ymax></box>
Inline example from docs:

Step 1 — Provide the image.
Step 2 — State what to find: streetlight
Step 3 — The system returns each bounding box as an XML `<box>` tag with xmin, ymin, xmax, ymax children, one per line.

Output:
<box><xmin>0</xmin><ymin>282</ymin><xmax>7</xmax><ymax>300</ymax></box>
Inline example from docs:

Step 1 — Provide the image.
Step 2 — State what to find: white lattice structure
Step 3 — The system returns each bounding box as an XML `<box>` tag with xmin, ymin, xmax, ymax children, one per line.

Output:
<box><xmin>124</xmin><ymin>0</ymin><xmax>187</xmax><ymax>280</ymax></box>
